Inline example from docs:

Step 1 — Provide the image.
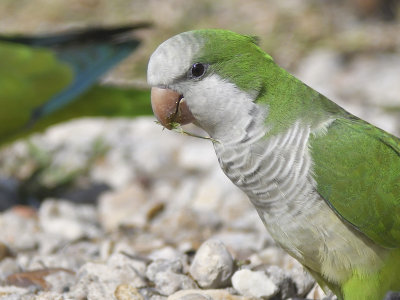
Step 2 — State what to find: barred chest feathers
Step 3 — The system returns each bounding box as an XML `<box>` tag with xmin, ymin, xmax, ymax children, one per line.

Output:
<box><xmin>212</xmin><ymin>106</ymin><xmax>385</xmax><ymax>285</ymax></box>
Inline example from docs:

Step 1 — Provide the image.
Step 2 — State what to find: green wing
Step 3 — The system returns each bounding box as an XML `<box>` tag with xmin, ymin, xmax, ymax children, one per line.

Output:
<box><xmin>0</xmin><ymin>41</ymin><xmax>73</xmax><ymax>141</ymax></box>
<box><xmin>0</xmin><ymin>82</ymin><xmax>152</xmax><ymax>146</ymax></box>
<box><xmin>309</xmin><ymin>117</ymin><xmax>400</xmax><ymax>248</ymax></box>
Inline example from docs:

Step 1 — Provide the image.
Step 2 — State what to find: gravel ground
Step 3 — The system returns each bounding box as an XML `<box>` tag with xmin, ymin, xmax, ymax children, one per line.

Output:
<box><xmin>0</xmin><ymin>117</ymin><xmax>323</xmax><ymax>300</ymax></box>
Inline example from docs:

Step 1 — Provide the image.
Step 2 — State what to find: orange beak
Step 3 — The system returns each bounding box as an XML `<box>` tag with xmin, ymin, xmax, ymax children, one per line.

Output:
<box><xmin>151</xmin><ymin>87</ymin><xmax>195</xmax><ymax>129</ymax></box>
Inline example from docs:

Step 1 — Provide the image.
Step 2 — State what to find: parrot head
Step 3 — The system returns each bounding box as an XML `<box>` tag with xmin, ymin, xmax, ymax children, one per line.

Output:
<box><xmin>147</xmin><ymin>29</ymin><xmax>274</xmax><ymax>141</ymax></box>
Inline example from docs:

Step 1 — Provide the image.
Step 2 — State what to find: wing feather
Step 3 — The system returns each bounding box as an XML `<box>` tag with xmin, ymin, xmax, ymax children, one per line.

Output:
<box><xmin>309</xmin><ymin>117</ymin><xmax>400</xmax><ymax>248</ymax></box>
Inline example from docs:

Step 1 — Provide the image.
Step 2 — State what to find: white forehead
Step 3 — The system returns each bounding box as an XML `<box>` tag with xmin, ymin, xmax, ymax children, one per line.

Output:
<box><xmin>147</xmin><ymin>32</ymin><xmax>203</xmax><ymax>87</ymax></box>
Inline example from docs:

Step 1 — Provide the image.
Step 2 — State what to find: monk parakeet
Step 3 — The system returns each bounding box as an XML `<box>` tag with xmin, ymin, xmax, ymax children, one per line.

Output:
<box><xmin>147</xmin><ymin>29</ymin><xmax>400</xmax><ymax>300</ymax></box>
<box><xmin>0</xmin><ymin>24</ymin><xmax>152</xmax><ymax>146</ymax></box>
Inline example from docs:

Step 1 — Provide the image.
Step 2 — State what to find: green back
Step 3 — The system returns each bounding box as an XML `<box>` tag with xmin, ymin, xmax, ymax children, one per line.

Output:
<box><xmin>310</xmin><ymin>117</ymin><xmax>400</xmax><ymax>248</ymax></box>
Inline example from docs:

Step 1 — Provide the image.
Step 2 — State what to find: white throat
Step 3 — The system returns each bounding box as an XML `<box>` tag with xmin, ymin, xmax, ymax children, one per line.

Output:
<box><xmin>181</xmin><ymin>74</ymin><xmax>268</xmax><ymax>144</ymax></box>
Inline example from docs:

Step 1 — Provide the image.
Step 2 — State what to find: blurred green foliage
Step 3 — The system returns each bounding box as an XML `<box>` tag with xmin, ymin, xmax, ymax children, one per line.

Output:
<box><xmin>0</xmin><ymin>25</ymin><xmax>152</xmax><ymax>147</ymax></box>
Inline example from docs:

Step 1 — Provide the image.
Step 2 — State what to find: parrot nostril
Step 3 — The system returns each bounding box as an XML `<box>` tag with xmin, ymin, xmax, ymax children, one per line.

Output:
<box><xmin>171</xmin><ymin>94</ymin><xmax>185</xmax><ymax>122</ymax></box>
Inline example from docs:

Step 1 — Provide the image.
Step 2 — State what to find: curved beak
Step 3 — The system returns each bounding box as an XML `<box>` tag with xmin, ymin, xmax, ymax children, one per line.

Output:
<box><xmin>151</xmin><ymin>87</ymin><xmax>195</xmax><ymax>129</ymax></box>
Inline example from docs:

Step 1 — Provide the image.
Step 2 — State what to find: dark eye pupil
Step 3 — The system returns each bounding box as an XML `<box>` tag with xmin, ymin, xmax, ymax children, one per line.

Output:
<box><xmin>191</xmin><ymin>63</ymin><xmax>205</xmax><ymax>78</ymax></box>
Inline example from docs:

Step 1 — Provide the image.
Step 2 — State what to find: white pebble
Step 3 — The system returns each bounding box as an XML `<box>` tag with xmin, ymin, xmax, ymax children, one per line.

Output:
<box><xmin>189</xmin><ymin>239</ymin><xmax>234</xmax><ymax>288</ymax></box>
<box><xmin>231</xmin><ymin>269</ymin><xmax>278</xmax><ymax>299</ymax></box>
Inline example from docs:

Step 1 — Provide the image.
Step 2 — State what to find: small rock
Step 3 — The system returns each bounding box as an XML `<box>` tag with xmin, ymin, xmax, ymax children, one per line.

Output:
<box><xmin>108</xmin><ymin>252</ymin><xmax>148</xmax><ymax>287</ymax></box>
<box><xmin>146</xmin><ymin>259</ymin><xmax>183</xmax><ymax>281</ymax></box>
<box><xmin>114</xmin><ymin>284</ymin><xmax>144</xmax><ymax>300</ymax></box>
<box><xmin>146</xmin><ymin>259</ymin><xmax>197</xmax><ymax>296</ymax></box>
<box><xmin>231</xmin><ymin>269</ymin><xmax>278</xmax><ymax>299</ymax></box>
<box><xmin>265</xmin><ymin>265</ymin><xmax>297</xmax><ymax>299</ymax></box>
<box><xmin>190</xmin><ymin>239</ymin><xmax>235</xmax><ymax>289</ymax></box>
<box><xmin>168</xmin><ymin>289</ymin><xmax>251</xmax><ymax>300</ymax></box>
<box><xmin>152</xmin><ymin>272</ymin><xmax>197</xmax><ymax>296</ymax></box>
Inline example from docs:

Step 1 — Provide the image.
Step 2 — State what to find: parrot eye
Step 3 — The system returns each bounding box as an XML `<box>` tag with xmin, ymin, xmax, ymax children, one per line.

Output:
<box><xmin>190</xmin><ymin>63</ymin><xmax>207</xmax><ymax>78</ymax></box>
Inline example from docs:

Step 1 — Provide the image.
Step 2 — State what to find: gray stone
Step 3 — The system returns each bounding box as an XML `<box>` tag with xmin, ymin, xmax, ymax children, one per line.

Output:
<box><xmin>265</xmin><ymin>265</ymin><xmax>297</xmax><ymax>299</ymax></box>
<box><xmin>146</xmin><ymin>259</ymin><xmax>197</xmax><ymax>296</ymax></box>
<box><xmin>189</xmin><ymin>239</ymin><xmax>235</xmax><ymax>289</ymax></box>
<box><xmin>146</xmin><ymin>259</ymin><xmax>183</xmax><ymax>281</ymax></box>
<box><xmin>151</xmin><ymin>271</ymin><xmax>198</xmax><ymax>296</ymax></box>
<box><xmin>108</xmin><ymin>252</ymin><xmax>148</xmax><ymax>285</ymax></box>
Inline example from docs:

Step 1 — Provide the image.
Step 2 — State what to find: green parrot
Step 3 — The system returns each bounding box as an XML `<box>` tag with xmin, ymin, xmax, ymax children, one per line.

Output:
<box><xmin>0</xmin><ymin>24</ymin><xmax>152</xmax><ymax>146</ymax></box>
<box><xmin>147</xmin><ymin>29</ymin><xmax>400</xmax><ymax>300</ymax></box>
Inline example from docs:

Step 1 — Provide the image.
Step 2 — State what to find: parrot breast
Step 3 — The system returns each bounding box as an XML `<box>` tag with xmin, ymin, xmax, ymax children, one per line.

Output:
<box><xmin>213</xmin><ymin>118</ymin><xmax>387</xmax><ymax>286</ymax></box>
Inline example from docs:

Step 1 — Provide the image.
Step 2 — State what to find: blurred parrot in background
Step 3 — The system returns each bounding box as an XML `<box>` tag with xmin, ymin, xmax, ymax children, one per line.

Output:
<box><xmin>0</xmin><ymin>24</ymin><xmax>152</xmax><ymax>147</ymax></box>
<box><xmin>148</xmin><ymin>29</ymin><xmax>400</xmax><ymax>300</ymax></box>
